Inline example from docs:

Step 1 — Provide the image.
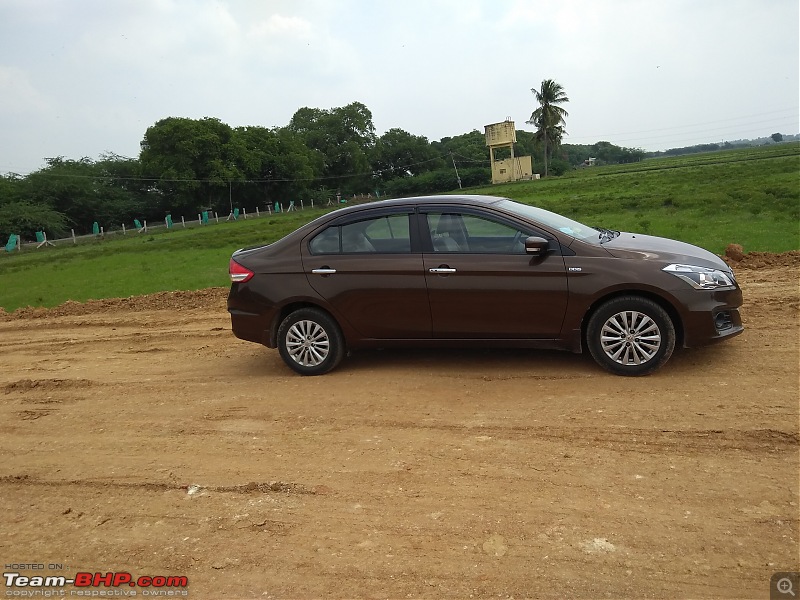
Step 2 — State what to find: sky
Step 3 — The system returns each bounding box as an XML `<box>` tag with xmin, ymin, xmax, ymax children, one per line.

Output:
<box><xmin>0</xmin><ymin>0</ymin><xmax>798</xmax><ymax>175</ymax></box>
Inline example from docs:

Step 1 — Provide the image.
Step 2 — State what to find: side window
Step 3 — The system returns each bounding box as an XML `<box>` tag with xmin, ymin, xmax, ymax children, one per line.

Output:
<box><xmin>309</xmin><ymin>213</ymin><xmax>412</xmax><ymax>254</ymax></box>
<box><xmin>362</xmin><ymin>214</ymin><xmax>411</xmax><ymax>253</ymax></box>
<box><xmin>308</xmin><ymin>227</ymin><xmax>340</xmax><ymax>254</ymax></box>
<box><xmin>429</xmin><ymin>213</ymin><xmax>468</xmax><ymax>252</ymax></box>
<box><xmin>429</xmin><ymin>212</ymin><xmax>528</xmax><ymax>254</ymax></box>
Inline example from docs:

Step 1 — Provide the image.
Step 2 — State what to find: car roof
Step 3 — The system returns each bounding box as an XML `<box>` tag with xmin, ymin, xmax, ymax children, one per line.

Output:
<box><xmin>329</xmin><ymin>194</ymin><xmax>507</xmax><ymax>215</ymax></box>
<box><xmin>244</xmin><ymin>195</ymin><xmax>511</xmax><ymax>253</ymax></box>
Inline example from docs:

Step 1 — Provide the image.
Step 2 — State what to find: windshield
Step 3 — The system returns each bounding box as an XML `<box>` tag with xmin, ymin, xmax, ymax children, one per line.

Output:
<box><xmin>496</xmin><ymin>199</ymin><xmax>601</xmax><ymax>243</ymax></box>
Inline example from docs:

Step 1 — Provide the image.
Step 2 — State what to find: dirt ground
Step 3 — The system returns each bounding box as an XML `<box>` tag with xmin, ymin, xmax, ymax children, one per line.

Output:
<box><xmin>0</xmin><ymin>255</ymin><xmax>798</xmax><ymax>599</ymax></box>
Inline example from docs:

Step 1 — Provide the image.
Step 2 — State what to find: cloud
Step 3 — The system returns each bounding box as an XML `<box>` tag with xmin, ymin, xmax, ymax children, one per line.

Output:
<box><xmin>0</xmin><ymin>0</ymin><xmax>796</xmax><ymax>173</ymax></box>
<box><xmin>0</xmin><ymin>65</ymin><xmax>51</xmax><ymax>115</ymax></box>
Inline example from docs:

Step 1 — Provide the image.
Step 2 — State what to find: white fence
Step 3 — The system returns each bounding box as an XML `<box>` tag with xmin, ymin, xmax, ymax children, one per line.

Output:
<box><xmin>3</xmin><ymin>198</ymin><xmax>340</xmax><ymax>253</ymax></box>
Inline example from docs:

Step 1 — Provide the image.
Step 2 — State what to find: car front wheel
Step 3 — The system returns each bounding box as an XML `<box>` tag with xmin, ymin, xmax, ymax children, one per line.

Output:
<box><xmin>586</xmin><ymin>296</ymin><xmax>675</xmax><ymax>376</ymax></box>
<box><xmin>277</xmin><ymin>308</ymin><xmax>345</xmax><ymax>375</ymax></box>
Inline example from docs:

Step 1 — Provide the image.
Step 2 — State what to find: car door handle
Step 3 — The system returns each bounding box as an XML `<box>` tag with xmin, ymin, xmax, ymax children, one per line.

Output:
<box><xmin>429</xmin><ymin>267</ymin><xmax>456</xmax><ymax>274</ymax></box>
<box><xmin>311</xmin><ymin>268</ymin><xmax>337</xmax><ymax>275</ymax></box>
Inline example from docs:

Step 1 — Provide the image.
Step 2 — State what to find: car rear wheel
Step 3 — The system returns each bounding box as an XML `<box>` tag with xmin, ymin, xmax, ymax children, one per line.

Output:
<box><xmin>586</xmin><ymin>296</ymin><xmax>675</xmax><ymax>376</ymax></box>
<box><xmin>277</xmin><ymin>308</ymin><xmax>345</xmax><ymax>375</ymax></box>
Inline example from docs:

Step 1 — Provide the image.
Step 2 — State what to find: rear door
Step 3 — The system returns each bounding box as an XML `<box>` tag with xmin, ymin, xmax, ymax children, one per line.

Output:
<box><xmin>420</xmin><ymin>207</ymin><xmax>569</xmax><ymax>339</ymax></box>
<box><xmin>301</xmin><ymin>209</ymin><xmax>432</xmax><ymax>339</ymax></box>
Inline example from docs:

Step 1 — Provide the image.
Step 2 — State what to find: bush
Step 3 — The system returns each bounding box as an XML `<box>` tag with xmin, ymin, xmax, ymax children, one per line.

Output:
<box><xmin>0</xmin><ymin>201</ymin><xmax>69</xmax><ymax>240</ymax></box>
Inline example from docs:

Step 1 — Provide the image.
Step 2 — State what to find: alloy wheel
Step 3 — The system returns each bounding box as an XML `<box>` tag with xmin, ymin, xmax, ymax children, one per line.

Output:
<box><xmin>599</xmin><ymin>310</ymin><xmax>662</xmax><ymax>365</ymax></box>
<box><xmin>285</xmin><ymin>319</ymin><xmax>330</xmax><ymax>367</ymax></box>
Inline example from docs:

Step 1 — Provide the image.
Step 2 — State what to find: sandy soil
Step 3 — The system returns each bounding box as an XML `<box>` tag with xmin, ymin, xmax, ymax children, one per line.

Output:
<box><xmin>1</xmin><ymin>257</ymin><xmax>798</xmax><ymax>599</ymax></box>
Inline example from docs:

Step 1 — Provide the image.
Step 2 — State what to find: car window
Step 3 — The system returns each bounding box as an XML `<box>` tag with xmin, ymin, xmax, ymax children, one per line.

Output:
<box><xmin>308</xmin><ymin>227</ymin><xmax>340</xmax><ymax>253</ymax></box>
<box><xmin>309</xmin><ymin>213</ymin><xmax>412</xmax><ymax>254</ymax></box>
<box><xmin>495</xmin><ymin>199</ymin><xmax>600</xmax><ymax>242</ymax></box>
<box><xmin>428</xmin><ymin>212</ymin><xmax>527</xmax><ymax>254</ymax></box>
<box><xmin>362</xmin><ymin>215</ymin><xmax>411</xmax><ymax>252</ymax></box>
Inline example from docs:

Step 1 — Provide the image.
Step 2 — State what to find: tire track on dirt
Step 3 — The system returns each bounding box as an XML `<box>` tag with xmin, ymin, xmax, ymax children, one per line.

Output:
<box><xmin>0</xmin><ymin>474</ymin><xmax>325</xmax><ymax>496</ymax></box>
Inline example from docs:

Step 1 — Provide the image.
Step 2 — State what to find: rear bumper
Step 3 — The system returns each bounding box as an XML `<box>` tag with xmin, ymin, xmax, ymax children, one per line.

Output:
<box><xmin>229</xmin><ymin>308</ymin><xmax>273</xmax><ymax>346</ymax></box>
<box><xmin>227</xmin><ymin>285</ymin><xmax>277</xmax><ymax>347</ymax></box>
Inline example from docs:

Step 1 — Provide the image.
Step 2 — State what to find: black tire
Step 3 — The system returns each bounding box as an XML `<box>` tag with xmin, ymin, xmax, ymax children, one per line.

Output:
<box><xmin>586</xmin><ymin>296</ymin><xmax>675</xmax><ymax>376</ymax></box>
<box><xmin>277</xmin><ymin>308</ymin><xmax>345</xmax><ymax>375</ymax></box>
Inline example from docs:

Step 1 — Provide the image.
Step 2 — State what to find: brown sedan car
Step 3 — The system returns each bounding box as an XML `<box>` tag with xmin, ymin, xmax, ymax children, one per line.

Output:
<box><xmin>228</xmin><ymin>195</ymin><xmax>743</xmax><ymax>376</ymax></box>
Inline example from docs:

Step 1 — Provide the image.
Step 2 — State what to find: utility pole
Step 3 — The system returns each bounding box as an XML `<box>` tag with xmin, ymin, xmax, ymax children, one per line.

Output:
<box><xmin>450</xmin><ymin>152</ymin><xmax>462</xmax><ymax>189</ymax></box>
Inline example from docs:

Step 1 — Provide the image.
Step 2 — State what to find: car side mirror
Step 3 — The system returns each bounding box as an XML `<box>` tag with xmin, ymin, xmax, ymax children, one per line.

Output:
<box><xmin>524</xmin><ymin>236</ymin><xmax>550</xmax><ymax>256</ymax></box>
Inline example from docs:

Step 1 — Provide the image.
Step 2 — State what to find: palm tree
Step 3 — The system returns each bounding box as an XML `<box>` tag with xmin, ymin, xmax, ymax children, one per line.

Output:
<box><xmin>527</xmin><ymin>79</ymin><xmax>569</xmax><ymax>177</ymax></box>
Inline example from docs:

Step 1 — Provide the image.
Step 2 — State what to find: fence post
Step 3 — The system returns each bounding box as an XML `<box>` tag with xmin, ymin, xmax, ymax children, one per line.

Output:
<box><xmin>144</xmin><ymin>220</ymin><xmax>147</xmax><ymax>232</ymax></box>
<box><xmin>242</xmin><ymin>208</ymin><xmax>247</xmax><ymax>219</ymax></box>
<box><xmin>214</xmin><ymin>212</ymin><xmax>219</xmax><ymax>223</ymax></box>
<box><xmin>181</xmin><ymin>216</ymin><xmax>186</xmax><ymax>228</ymax></box>
<box><xmin>71</xmin><ymin>229</ymin><xmax>76</xmax><ymax>244</ymax></box>
<box><xmin>198</xmin><ymin>214</ymin><xmax>202</xmax><ymax>225</ymax></box>
<box><xmin>122</xmin><ymin>223</ymin><xmax>126</xmax><ymax>235</ymax></box>
<box><xmin>100</xmin><ymin>226</ymin><xmax>104</xmax><ymax>238</ymax></box>
<box><xmin>256</xmin><ymin>207</ymin><xmax>260</xmax><ymax>217</ymax></box>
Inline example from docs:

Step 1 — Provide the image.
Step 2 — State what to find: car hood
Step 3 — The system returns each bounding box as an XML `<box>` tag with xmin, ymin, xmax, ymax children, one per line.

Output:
<box><xmin>602</xmin><ymin>233</ymin><xmax>730</xmax><ymax>271</ymax></box>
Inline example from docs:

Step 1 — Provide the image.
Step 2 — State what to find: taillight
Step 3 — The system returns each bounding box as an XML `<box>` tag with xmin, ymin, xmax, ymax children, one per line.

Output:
<box><xmin>229</xmin><ymin>258</ymin><xmax>254</xmax><ymax>283</ymax></box>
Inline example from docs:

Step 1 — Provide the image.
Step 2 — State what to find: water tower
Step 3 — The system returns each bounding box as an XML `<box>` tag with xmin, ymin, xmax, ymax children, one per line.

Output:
<box><xmin>484</xmin><ymin>119</ymin><xmax>534</xmax><ymax>184</ymax></box>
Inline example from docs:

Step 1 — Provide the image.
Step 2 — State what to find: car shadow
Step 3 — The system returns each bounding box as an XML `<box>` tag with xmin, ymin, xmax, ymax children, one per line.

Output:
<box><xmin>342</xmin><ymin>346</ymin><xmax>598</xmax><ymax>378</ymax></box>
<box><xmin>236</xmin><ymin>343</ymin><xmax>736</xmax><ymax>379</ymax></box>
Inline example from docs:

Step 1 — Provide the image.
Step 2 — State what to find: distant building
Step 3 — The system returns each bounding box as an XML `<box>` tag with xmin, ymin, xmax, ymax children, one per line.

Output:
<box><xmin>484</xmin><ymin>120</ymin><xmax>535</xmax><ymax>184</ymax></box>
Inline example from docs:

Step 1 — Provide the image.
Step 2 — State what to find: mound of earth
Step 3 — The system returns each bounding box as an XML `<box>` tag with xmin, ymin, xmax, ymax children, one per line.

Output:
<box><xmin>722</xmin><ymin>249</ymin><xmax>800</xmax><ymax>269</ymax></box>
<box><xmin>2</xmin><ymin>287</ymin><xmax>228</xmax><ymax>320</ymax></box>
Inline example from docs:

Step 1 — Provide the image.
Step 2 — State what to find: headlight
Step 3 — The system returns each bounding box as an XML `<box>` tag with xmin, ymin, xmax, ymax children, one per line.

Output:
<box><xmin>662</xmin><ymin>264</ymin><xmax>735</xmax><ymax>289</ymax></box>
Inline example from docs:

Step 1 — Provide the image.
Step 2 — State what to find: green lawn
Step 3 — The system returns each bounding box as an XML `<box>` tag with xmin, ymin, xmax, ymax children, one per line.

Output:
<box><xmin>0</xmin><ymin>212</ymin><xmax>329</xmax><ymax>311</ymax></box>
<box><xmin>468</xmin><ymin>143</ymin><xmax>800</xmax><ymax>252</ymax></box>
<box><xmin>1</xmin><ymin>144</ymin><xmax>798</xmax><ymax>311</ymax></box>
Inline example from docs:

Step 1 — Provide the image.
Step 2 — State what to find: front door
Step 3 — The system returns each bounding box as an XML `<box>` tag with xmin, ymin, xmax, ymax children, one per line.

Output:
<box><xmin>422</xmin><ymin>210</ymin><xmax>569</xmax><ymax>339</ymax></box>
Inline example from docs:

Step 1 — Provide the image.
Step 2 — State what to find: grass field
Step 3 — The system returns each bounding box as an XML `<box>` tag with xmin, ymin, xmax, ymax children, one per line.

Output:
<box><xmin>1</xmin><ymin>143</ymin><xmax>798</xmax><ymax>311</ymax></box>
<box><xmin>470</xmin><ymin>143</ymin><xmax>800</xmax><ymax>252</ymax></box>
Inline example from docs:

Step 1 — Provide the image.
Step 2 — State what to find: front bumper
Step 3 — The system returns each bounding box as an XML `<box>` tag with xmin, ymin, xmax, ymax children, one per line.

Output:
<box><xmin>673</xmin><ymin>285</ymin><xmax>744</xmax><ymax>348</ymax></box>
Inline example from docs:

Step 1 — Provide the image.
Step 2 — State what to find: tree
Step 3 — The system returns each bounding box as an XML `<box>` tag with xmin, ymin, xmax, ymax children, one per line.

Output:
<box><xmin>771</xmin><ymin>133</ymin><xmax>783</xmax><ymax>143</ymax></box>
<box><xmin>371</xmin><ymin>128</ymin><xmax>440</xmax><ymax>182</ymax></box>
<box><xmin>527</xmin><ymin>79</ymin><xmax>569</xmax><ymax>177</ymax></box>
<box><xmin>0</xmin><ymin>200</ymin><xmax>69</xmax><ymax>240</ymax></box>
<box><xmin>231</xmin><ymin>125</ymin><xmax>322</xmax><ymax>206</ymax></box>
<box><xmin>23</xmin><ymin>157</ymin><xmax>109</xmax><ymax>232</ymax></box>
<box><xmin>0</xmin><ymin>173</ymin><xmax>69</xmax><ymax>238</ymax></box>
<box><xmin>95</xmin><ymin>153</ymin><xmax>151</xmax><ymax>223</ymax></box>
<box><xmin>139</xmin><ymin>117</ymin><xmax>242</xmax><ymax>215</ymax></box>
<box><xmin>288</xmin><ymin>102</ymin><xmax>377</xmax><ymax>193</ymax></box>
